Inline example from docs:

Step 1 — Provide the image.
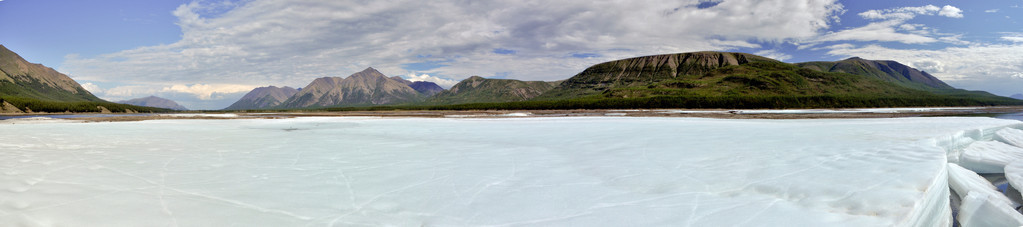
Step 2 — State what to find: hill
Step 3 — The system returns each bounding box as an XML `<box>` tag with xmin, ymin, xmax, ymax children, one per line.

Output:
<box><xmin>538</xmin><ymin>52</ymin><xmax>776</xmax><ymax>99</ymax></box>
<box><xmin>427</xmin><ymin>76</ymin><xmax>559</xmax><ymax>104</ymax></box>
<box><xmin>224</xmin><ymin>86</ymin><xmax>298</xmax><ymax>110</ymax></box>
<box><xmin>0</xmin><ymin>45</ymin><xmax>170</xmax><ymax>113</ymax></box>
<box><xmin>796</xmin><ymin>57</ymin><xmax>952</xmax><ymax>90</ymax></box>
<box><xmin>522</xmin><ymin>52</ymin><xmax>1020</xmax><ymax>109</ymax></box>
<box><xmin>118</xmin><ymin>96</ymin><xmax>188</xmax><ymax>110</ymax></box>
<box><xmin>279</xmin><ymin>67</ymin><xmax>423</xmax><ymax>108</ymax></box>
<box><xmin>0</xmin><ymin>44</ymin><xmax>102</xmax><ymax>102</ymax></box>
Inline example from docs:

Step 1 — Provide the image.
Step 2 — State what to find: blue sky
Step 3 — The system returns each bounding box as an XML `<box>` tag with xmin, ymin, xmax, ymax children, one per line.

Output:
<box><xmin>1</xmin><ymin>0</ymin><xmax>1022</xmax><ymax>109</ymax></box>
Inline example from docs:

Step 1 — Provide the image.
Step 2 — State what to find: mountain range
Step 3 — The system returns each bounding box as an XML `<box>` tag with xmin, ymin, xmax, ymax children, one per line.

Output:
<box><xmin>1</xmin><ymin>43</ymin><xmax>1015</xmax><ymax>112</ymax></box>
<box><xmin>118</xmin><ymin>96</ymin><xmax>188</xmax><ymax>110</ymax></box>
<box><xmin>224</xmin><ymin>51</ymin><xmax>1019</xmax><ymax>110</ymax></box>
<box><xmin>276</xmin><ymin>67</ymin><xmax>428</xmax><ymax>108</ymax></box>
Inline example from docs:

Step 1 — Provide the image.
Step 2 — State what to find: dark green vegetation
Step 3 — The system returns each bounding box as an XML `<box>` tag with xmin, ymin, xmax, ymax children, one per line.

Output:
<box><xmin>0</xmin><ymin>95</ymin><xmax>169</xmax><ymax>113</ymax></box>
<box><xmin>314</xmin><ymin>52</ymin><xmax>1022</xmax><ymax>110</ymax></box>
<box><xmin>0</xmin><ymin>44</ymin><xmax>172</xmax><ymax>113</ymax></box>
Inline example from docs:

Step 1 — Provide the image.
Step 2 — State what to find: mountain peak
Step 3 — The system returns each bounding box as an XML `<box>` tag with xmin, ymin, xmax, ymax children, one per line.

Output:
<box><xmin>278</xmin><ymin>68</ymin><xmax>423</xmax><ymax>108</ymax></box>
<box><xmin>802</xmin><ymin>57</ymin><xmax>952</xmax><ymax>89</ymax></box>
<box><xmin>360</xmin><ymin>67</ymin><xmax>380</xmax><ymax>74</ymax></box>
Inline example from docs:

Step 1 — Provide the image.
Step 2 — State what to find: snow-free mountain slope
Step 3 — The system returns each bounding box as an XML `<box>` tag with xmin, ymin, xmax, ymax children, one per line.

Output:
<box><xmin>428</xmin><ymin>76</ymin><xmax>558</xmax><ymax>104</ymax></box>
<box><xmin>224</xmin><ymin>86</ymin><xmax>298</xmax><ymax>110</ymax></box>
<box><xmin>279</xmin><ymin>67</ymin><xmax>422</xmax><ymax>108</ymax></box>
<box><xmin>797</xmin><ymin>57</ymin><xmax>952</xmax><ymax>90</ymax></box>
<box><xmin>0</xmin><ymin>44</ymin><xmax>101</xmax><ymax>102</ymax></box>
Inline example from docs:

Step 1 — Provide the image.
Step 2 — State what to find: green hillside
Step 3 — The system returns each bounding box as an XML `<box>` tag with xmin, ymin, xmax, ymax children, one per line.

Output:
<box><xmin>0</xmin><ymin>44</ymin><xmax>171</xmax><ymax>113</ymax></box>
<box><xmin>427</xmin><ymin>76</ymin><xmax>559</xmax><ymax>104</ymax></box>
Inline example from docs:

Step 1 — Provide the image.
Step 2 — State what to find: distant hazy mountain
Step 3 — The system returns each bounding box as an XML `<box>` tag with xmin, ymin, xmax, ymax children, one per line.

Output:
<box><xmin>279</xmin><ymin>67</ymin><xmax>423</xmax><ymax>108</ymax></box>
<box><xmin>428</xmin><ymin>76</ymin><xmax>559</xmax><ymax>104</ymax></box>
<box><xmin>224</xmin><ymin>86</ymin><xmax>298</xmax><ymax>110</ymax></box>
<box><xmin>409</xmin><ymin>81</ymin><xmax>444</xmax><ymax>96</ymax></box>
<box><xmin>0</xmin><ymin>44</ymin><xmax>102</xmax><ymax>102</ymax></box>
<box><xmin>797</xmin><ymin>57</ymin><xmax>952</xmax><ymax>90</ymax></box>
<box><xmin>1011</xmin><ymin>94</ymin><xmax>1023</xmax><ymax>100</ymax></box>
<box><xmin>388</xmin><ymin>76</ymin><xmax>444</xmax><ymax>96</ymax></box>
<box><xmin>118</xmin><ymin>96</ymin><xmax>188</xmax><ymax>110</ymax></box>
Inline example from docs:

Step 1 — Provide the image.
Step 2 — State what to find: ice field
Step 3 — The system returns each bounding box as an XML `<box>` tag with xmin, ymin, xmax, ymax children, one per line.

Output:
<box><xmin>3</xmin><ymin>116</ymin><xmax>1023</xmax><ymax>226</ymax></box>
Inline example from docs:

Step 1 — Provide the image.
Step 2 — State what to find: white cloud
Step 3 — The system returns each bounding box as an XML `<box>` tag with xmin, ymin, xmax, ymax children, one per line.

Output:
<box><xmin>61</xmin><ymin>0</ymin><xmax>846</xmax><ymax>108</ymax></box>
<box><xmin>1003</xmin><ymin>36</ymin><xmax>1023</xmax><ymax>42</ymax></box>
<box><xmin>403</xmin><ymin>73</ymin><xmax>459</xmax><ymax>89</ymax></box>
<box><xmin>858</xmin><ymin>5</ymin><xmax>940</xmax><ymax>20</ymax></box>
<box><xmin>753</xmin><ymin>49</ymin><xmax>792</xmax><ymax>61</ymax></box>
<box><xmin>986</xmin><ymin>9</ymin><xmax>1000</xmax><ymax>13</ymax></box>
<box><xmin>858</xmin><ymin>5</ymin><xmax>962</xmax><ymax>20</ymax></box>
<box><xmin>938</xmin><ymin>5</ymin><xmax>963</xmax><ymax>18</ymax></box>
<box><xmin>814</xmin><ymin>20</ymin><xmax>937</xmax><ymax>44</ymax></box>
<box><xmin>159</xmin><ymin>84</ymin><xmax>256</xmax><ymax>100</ymax></box>
<box><xmin>80</xmin><ymin>82</ymin><xmax>103</xmax><ymax>94</ymax></box>
<box><xmin>806</xmin><ymin>5</ymin><xmax>964</xmax><ymax>46</ymax></box>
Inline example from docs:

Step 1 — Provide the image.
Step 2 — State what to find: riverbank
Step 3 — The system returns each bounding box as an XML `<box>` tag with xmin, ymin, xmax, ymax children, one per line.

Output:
<box><xmin>4</xmin><ymin>106</ymin><xmax>1023</xmax><ymax>122</ymax></box>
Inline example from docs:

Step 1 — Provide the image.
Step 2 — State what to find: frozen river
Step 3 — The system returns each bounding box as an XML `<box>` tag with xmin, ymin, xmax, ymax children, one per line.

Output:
<box><xmin>1</xmin><ymin>116</ymin><xmax>1022</xmax><ymax>226</ymax></box>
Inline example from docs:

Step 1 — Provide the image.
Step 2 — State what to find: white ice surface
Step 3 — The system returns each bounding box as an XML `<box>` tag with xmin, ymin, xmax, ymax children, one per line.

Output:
<box><xmin>958</xmin><ymin>141</ymin><xmax>1023</xmax><ymax>173</ymax></box>
<box><xmin>158</xmin><ymin>113</ymin><xmax>240</xmax><ymax>118</ymax></box>
<box><xmin>1005</xmin><ymin>160</ymin><xmax>1023</xmax><ymax>199</ymax></box>
<box><xmin>659</xmin><ymin>107</ymin><xmax>979</xmax><ymax>114</ymax></box>
<box><xmin>956</xmin><ymin>191</ymin><xmax>1023</xmax><ymax>227</ymax></box>
<box><xmin>996</xmin><ymin>127</ymin><xmax>1023</xmax><ymax>147</ymax></box>
<box><xmin>0</xmin><ymin>117</ymin><xmax>1019</xmax><ymax>226</ymax></box>
<box><xmin>947</xmin><ymin>163</ymin><xmax>1016</xmax><ymax>208</ymax></box>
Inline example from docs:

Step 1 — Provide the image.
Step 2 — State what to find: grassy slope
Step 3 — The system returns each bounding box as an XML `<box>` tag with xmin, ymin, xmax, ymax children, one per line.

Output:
<box><xmin>427</xmin><ymin>76</ymin><xmax>557</xmax><ymax>104</ymax></box>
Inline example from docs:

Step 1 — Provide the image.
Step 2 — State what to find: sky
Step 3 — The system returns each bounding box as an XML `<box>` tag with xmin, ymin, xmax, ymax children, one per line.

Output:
<box><xmin>0</xmin><ymin>0</ymin><xmax>1022</xmax><ymax>110</ymax></box>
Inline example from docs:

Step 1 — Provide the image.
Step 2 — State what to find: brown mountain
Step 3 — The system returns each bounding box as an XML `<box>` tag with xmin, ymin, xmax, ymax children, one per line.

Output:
<box><xmin>118</xmin><ymin>96</ymin><xmax>188</xmax><ymax>110</ymax></box>
<box><xmin>427</xmin><ymin>76</ymin><xmax>559</xmax><ymax>104</ymax></box>
<box><xmin>223</xmin><ymin>86</ymin><xmax>298</xmax><ymax>110</ymax></box>
<box><xmin>796</xmin><ymin>57</ymin><xmax>952</xmax><ymax>90</ymax></box>
<box><xmin>0</xmin><ymin>44</ymin><xmax>102</xmax><ymax>102</ymax></box>
<box><xmin>279</xmin><ymin>67</ymin><xmax>423</xmax><ymax>108</ymax></box>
